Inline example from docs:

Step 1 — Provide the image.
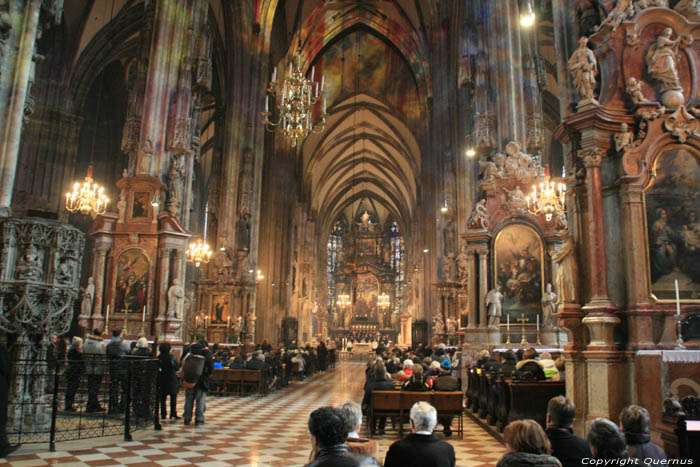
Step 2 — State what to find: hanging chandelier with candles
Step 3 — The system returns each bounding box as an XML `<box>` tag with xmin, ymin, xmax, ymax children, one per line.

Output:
<box><xmin>378</xmin><ymin>293</ymin><xmax>390</xmax><ymax>308</ymax></box>
<box><xmin>525</xmin><ymin>169</ymin><xmax>566</xmax><ymax>222</ymax></box>
<box><xmin>65</xmin><ymin>165</ymin><xmax>109</xmax><ymax>217</ymax></box>
<box><xmin>261</xmin><ymin>54</ymin><xmax>327</xmax><ymax>148</ymax></box>
<box><xmin>337</xmin><ymin>294</ymin><xmax>351</xmax><ymax>307</ymax></box>
<box><xmin>187</xmin><ymin>237</ymin><xmax>212</xmax><ymax>268</ymax></box>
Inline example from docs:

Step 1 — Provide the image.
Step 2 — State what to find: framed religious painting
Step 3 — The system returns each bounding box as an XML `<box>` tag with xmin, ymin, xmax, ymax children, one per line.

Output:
<box><xmin>493</xmin><ymin>223</ymin><xmax>545</xmax><ymax>325</ymax></box>
<box><xmin>645</xmin><ymin>148</ymin><xmax>700</xmax><ymax>301</ymax></box>
<box><xmin>114</xmin><ymin>248</ymin><xmax>150</xmax><ymax>314</ymax></box>
<box><xmin>354</xmin><ymin>272</ymin><xmax>378</xmax><ymax>320</ymax></box>
<box><xmin>131</xmin><ymin>191</ymin><xmax>151</xmax><ymax>220</ymax></box>
<box><xmin>210</xmin><ymin>294</ymin><xmax>230</xmax><ymax>324</ymax></box>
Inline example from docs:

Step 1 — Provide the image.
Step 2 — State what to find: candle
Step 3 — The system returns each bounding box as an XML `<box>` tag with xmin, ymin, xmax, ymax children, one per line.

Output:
<box><xmin>142</xmin><ymin>306</ymin><xmax>146</xmax><ymax>323</ymax></box>
<box><xmin>507</xmin><ymin>314</ymin><xmax>510</xmax><ymax>332</ymax></box>
<box><xmin>536</xmin><ymin>314</ymin><xmax>540</xmax><ymax>332</ymax></box>
<box><xmin>315</xmin><ymin>81</ymin><xmax>319</xmax><ymax>97</ymax></box>
<box><xmin>105</xmin><ymin>305</ymin><xmax>110</xmax><ymax>324</ymax></box>
<box><xmin>272</xmin><ymin>66</ymin><xmax>277</xmax><ymax>82</ymax></box>
<box><xmin>323</xmin><ymin>97</ymin><xmax>326</xmax><ymax>114</ymax></box>
<box><xmin>321</xmin><ymin>75</ymin><xmax>324</xmax><ymax>90</ymax></box>
<box><xmin>675</xmin><ymin>279</ymin><xmax>681</xmax><ymax>317</ymax></box>
<box><xmin>227</xmin><ymin>315</ymin><xmax>231</xmax><ymax>328</ymax></box>
<box><xmin>288</xmin><ymin>61</ymin><xmax>292</xmax><ymax>75</ymax></box>
<box><xmin>310</xmin><ymin>66</ymin><xmax>315</xmax><ymax>81</ymax></box>
<box><xmin>265</xmin><ymin>95</ymin><xmax>269</xmax><ymax>112</ymax></box>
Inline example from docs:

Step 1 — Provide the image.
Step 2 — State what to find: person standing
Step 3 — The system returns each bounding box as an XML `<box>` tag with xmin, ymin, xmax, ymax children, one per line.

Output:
<box><xmin>82</xmin><ymin>329</ymin><xmax>106</xmax><ymax>412</ymax></box>
<box><xmin>433</xmin><ymin>360</ymin><xmax>459</xmax><ymax>437</ymax></box>
<box><xmin>64</xmin><ymin>337</ymin><xmax>84</xmax><ymax>411</ymax></box>
<box><xmin>0</xmin><ymin>343</ymin><xmax>20</xmax><ymax>458</ymax></box>
<box><xmin>106</xmin><ymin>329</ymin><xmax>129</xmax><ymax>413</ymax></box>
<box><xmin>317</xmin><ymin>341</ymin><xmax>328</xmax><ymax>372</ymax></box>
<box><xmin>182</xmin><ymin>340</ymin><xmax>213</xmax><ymax>425</ymax></box>
<box><xmin>158</xmin><ymin>342</ymin><xmax>180</xmax><ymax>420</ymax></box>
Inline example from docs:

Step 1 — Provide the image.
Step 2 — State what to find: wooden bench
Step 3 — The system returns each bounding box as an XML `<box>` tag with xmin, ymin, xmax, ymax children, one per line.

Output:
<box><xmin>506</xmin><ymin>380</ymin><xmax>565</xmax><ymax>428</ymax></box>
<box><xmin>369</xmin><ymin>390</ymin><xmax>464</xmax><ymax>439</ymax></box>
<box><xmin>208</xmin><ymin>368</ymin><xmax>270</xmax><ymax>396</ymax></box>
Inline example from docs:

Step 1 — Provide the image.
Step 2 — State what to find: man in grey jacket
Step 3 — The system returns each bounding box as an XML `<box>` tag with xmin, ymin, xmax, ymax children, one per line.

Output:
<box><xmin>83</xmin><ymin>329</ymin><xmax>106</xmax><ymax>412</ymax></box>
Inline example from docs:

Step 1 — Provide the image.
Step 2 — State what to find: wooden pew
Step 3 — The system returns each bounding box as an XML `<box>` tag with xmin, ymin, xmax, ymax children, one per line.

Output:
<box><xmin>506</xmin><ymin>380</ymin><xmax>565</xmax><ymax>428</ymax></box>
<box><xmin>477</xmin><ymin>373</ymin><xmax>490</xmax><ymax>419</ymax></box>
<box><xmin>466</xmin><ymin>369</ymin><xmax>479</xmax><ymax>411</ymax></box>
<box><xmin>369</xmin><ymin>391</ymin><xmax>464</xmax><ymax>439</ymax></box>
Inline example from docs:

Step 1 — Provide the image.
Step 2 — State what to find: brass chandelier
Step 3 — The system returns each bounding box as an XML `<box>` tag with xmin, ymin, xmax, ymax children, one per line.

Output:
<box><xmin>337</xmin><ymin>294</ymin><xmax>351</xmax><ymax>307</ymax></box>
<box><xmin>261</xmin><ymin>3</ymin><xmax>326</xmax><ymax>148</ymax></box>
<box><xmin>378</xmin><ymin>293</ymin><xmax>390</xmax><ymax>308</ymax></box>
<box><xmin>187</xmin><ymin>202</ymin><xmax>213</xmax><ymax>267</ymax></box>
<box><xmin>65</xmin><ymin>165</ymin><xmax>109</xmax><ymax>217</ymax></box>
<box><xmin>525</xmin><ymin>169</ymin><xmax>566</xmax><ymax>222</ymax></box>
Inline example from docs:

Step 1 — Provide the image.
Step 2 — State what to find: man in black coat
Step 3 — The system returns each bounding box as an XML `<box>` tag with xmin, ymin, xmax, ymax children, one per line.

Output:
<box><xmin>361</xmin><ymin>366</ymin><xmax>394</xmax><ymax>435</ymax></box>
<box><xmin>546</xmin><ymin>396</ymin><xmax>592</xmax><ymax>467</ymax></box>
<box><xmin>384</xmin><ymin>401</ymin><xmax>455</xmax><ymax>467</ymax></box>
<box><xmin>0</xmin><ymin>343</ymin><xmax>19</xmax><ymax>458</ymax></box>
<box><xmin>182</xmin><ymin>340</ymin><xmax>214</xmax><ymax>426</ymax></box>
<box><xmin>305</xmin><ymin>406</ymin><xmax>360</xmax><ymax>467</ymax></box>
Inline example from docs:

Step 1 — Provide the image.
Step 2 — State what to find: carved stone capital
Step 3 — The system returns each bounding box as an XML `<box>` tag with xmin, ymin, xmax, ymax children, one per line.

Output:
<box><xmin>577</xmin><ymin>148</ymin><xmax>604</xmax><ymax>168</ymax></box>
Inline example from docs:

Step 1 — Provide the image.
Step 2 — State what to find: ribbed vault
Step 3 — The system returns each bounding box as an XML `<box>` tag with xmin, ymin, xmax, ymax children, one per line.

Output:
<box><xmin>303</xmin><ymin>94</ymin><xmax>420</xmax><ymax>235</ymax></box>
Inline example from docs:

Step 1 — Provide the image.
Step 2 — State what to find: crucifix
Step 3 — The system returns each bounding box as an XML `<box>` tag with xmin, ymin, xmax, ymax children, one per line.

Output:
<box><xmin>517</xmin><ymin>314</ymin><xmax>529</xmax><ymax>345</ymax></box>
<box><xmin>122</xmin><ymin>305</ymin><xmax>130</xmax><ymax>335</ymax></box>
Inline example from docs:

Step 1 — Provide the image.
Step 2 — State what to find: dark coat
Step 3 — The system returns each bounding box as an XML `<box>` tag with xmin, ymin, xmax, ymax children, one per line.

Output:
<box><xmin>186</xmin><ymin>342</ymin><xmax>214</xmax><ymax>391</ymax></box>
<box><xmin>228</xmin><ymin>357</ymin><xmax>245</xmax><ymax>369</ymax></box>
<box><xmin>483</xmin><ymin>358</ymin><xmax>501</xmax><ymax>374</ymax></box>
<box><xmin>133</xmin><ymin>347</ymin><xmax>153</xmax><ymax>358</ymax></box>
<box><xmin>500</xmin><ymin>361</ymin><xmax>517</xmax><ymax>377</ymax></box>
<box><xmin>66</xmin><ymin>347</ymin><xmax>85</xmax><ymax>380</ymax></box>
<box><xmin>0</xmin><ymin>344</ymin><xmax>11</xmax><ymax>427</ymax></box>
<box><xmin>246</xmin><ymin>358</ymin><xmax>268</xmax><ymax>370</ymax></box>
<box><xmin>305</xmin><ymin>444</ymin><xmax>360</xmax><ymax>467</ymax></box>
<box><xmin>547</xmin><ymin>427</ymin><xmax>593</xmax><ymax>467</ymax></box>
<box><xmin>384</xmin><ymin>433</ymin><xmax>455</xmax><ymax>467</ymax></box>
<box><xmin>496</xmin><ymin>452</ymin><xmax>562</xmax><ymax>467</ymax></box>
<box><xmin>625</xmin><ymin>432</ymin><xmax>667</xmax><ymax>462</ymax></box>
<box><xmin>158</xmin><ymin>352</ymin><xmax>179</xmax><ymax>395</ymax></box>
<box><xmin>402</xmin><ymin>374</ymin><xmax>430</xmax><ymax>391</ymax></box>
<box><xmin>362</xmin><ymin>378</ymin><xmax>394</xmax><ymax>414</ymax></box>
<box><xmin>433</xmin><ymin>374</ymin><xmax>459</xmax><ymax>391</ymax></box>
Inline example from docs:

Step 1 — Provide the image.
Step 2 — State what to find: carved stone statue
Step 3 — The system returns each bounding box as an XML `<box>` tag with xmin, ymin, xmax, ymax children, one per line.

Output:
<box><xmin>167</xmin><ymin>153</ymin><xmax>186</xmax><ymax>216</ymax></box>
<box><xmin>479</xmin><ymin>159</ymin><xmax>501</xmax><ymax>183</ymax></box>
<box><xmin>16</xmin><ymin>244</ymin><xmax>42</xmax><ymax>281</ymax></box>
<box><xmin>568</xmin><ymin>36</ymin><xmax>598</xmax><ymax>103</ymax></box>
<box><xmin>503</xmin><ymin>185</ymin><xmax>528</xmax><ymax>213</ymax></box>
<box><xmin>675</xmin><ymin>0</ymin><xmax>700</xmax><ymax>22</ymax></box>
<box><xmin>167</xmin><ymin>278</ymin><xmax>185</xmax><ymax>319</ymax></box>
<box><xmin>444</xmin><ymin>217</ymin><xmax>457</xmax><ymax>257</ymax></box>
<box><xmin>117</xmin><ymin>191</ymin><xmax>127</xmax><ymax>223</ymax></box>
<box><xmin>446</xmin><ymin>317</ymin><xmax>457</xmax><ymax>335</ymax></box>
<box><xmin>81</xmin><ymin>277</ymin><xmax>95</xmax><ymax>317</ymax></box>
<box><xmin>625</xmin><ymin>77</ymin><xmax>647</xmax><ymax>105</ymax></box>
<box><xmin>468</xmin><ymin>199</ymin><xmax>490</xmax><ymax>230</ymax></box>
<box><xmin>551</xmin><ymin>230</ymin><xmax>580</xmax><ymax>304</ymax></box>
<box><xmin>541</xmin><ymin>283</ymin><xmax>558</xmax><ymax>328</ymax></box>
<box><xmin>486</xmin><ymin>285</ymin><xmax>504</xmax><ymax>327</ymax></box>
<box><xmin>596</xmin><ymin>0</ymin><xmax>634</xmax><ymax>32</ymax></box>
<box><xmin>456</xmin><ymin>245</ymin><xmax>469</xmax><ymax>283</ymax></box>
<box><xmin>441</xmin><ymin>256</ymin><xmax>455</xmax><ymax>281</ymax></box>
<box><xmin>614</xmin><ymin>123</ymin><xmax>635</xmax><ymax>151</ymax></box>
<box><xmin>646</xmin><ymin>28</ymin><xmax>683</xmax><ymax>106</ymax></box>
<box><xmin>56</xmin><ymin>259</ymin><xmax>72</xmax><ymax>285</ymax></box>
<box><xmin>432</xmin><ymin>313</ymin><xmax>445</xmax><ymax>336</ymax></box>
<box><xmin>236</xmin><ymin>213</ymin><xmax>251</xmax><ymax>252</ymax></box>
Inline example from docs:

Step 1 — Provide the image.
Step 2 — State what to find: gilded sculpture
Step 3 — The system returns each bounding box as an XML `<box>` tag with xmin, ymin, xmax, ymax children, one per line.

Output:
<box><xmin>646</xmin><ymin>28</ymin><xmax>684</xmax><ymax>107</ymax></box>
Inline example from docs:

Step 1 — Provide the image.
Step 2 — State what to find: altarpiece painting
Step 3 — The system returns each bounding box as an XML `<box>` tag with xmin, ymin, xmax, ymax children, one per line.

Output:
<box><xmin>114</xmin><ymin>249</ymin><xmax>150</xmax><ymax>314</ymax></box>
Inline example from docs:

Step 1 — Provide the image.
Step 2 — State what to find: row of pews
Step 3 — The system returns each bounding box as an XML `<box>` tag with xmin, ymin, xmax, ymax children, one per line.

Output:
<box><xmin>466</xmin><ymin>368</ymin><xmax>565</xmax><ymax>431</ymax></box>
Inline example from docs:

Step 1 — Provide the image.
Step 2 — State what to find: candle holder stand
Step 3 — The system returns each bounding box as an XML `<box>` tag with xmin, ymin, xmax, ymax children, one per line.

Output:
<box><xmin>676</xmin><ymin>314</ymin><xmax>685</xmax><ymax>350</ymax></box>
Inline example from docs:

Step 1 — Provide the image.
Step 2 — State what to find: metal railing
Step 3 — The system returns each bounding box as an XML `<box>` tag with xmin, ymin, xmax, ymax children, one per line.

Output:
<box><xmin>8</xmin><ymin>357</ymin><xmax>160</xmax><ymax>451</ymax></box>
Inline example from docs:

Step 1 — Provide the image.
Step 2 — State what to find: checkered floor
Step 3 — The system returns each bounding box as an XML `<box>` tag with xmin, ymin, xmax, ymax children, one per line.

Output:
<box><xmin>2</xmin><ymin>361</ymin><xmax>505</xmax><ymax>466</ymax></box>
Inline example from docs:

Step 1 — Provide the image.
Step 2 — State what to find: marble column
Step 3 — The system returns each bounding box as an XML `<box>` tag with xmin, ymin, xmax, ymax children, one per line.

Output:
<box><xmin>90</xmin><ymin>245</ymin><xmax>109</xmax><ymax>320</ymax></box>
<box><xmin>478</xmin><ymin>248</ymin><xmax>489</xmax><ymax>328</ymax></box>
<box><xmin>467</xmin><ymin>250</ymin><xmax>477</xmax><ymax>329</ymax></box>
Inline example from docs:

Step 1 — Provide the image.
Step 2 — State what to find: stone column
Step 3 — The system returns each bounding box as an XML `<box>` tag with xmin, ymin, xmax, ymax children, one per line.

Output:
<box><xmin>619</xmin><ymin>184</ymin><xmax>655</xmax><ymax>349</ymax></box>
<box><xmin>478</xmin><ymin>248</ymin><xmax>489</xmax><ymax>328</ymax></box>
<box><xmin>0</xmin><ymin>0</ymin><xmax>61</xmax><ymax>215</ymax></box>
<box><xmin>467</xmin><ymin>250</ymin><xmax>477</xmax><ymax>329</ymax></box>
<box><xmin>90</xmin><ymin>245</ymin><xmax>109</xmax><ymax>319</ymax></box>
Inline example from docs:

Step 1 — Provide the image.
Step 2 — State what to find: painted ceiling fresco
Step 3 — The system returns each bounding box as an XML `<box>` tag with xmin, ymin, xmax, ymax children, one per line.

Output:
<box><xmin>311</xmin><ymin>30</ymin><xmax>421</xmax><ymax>131</ymax></box>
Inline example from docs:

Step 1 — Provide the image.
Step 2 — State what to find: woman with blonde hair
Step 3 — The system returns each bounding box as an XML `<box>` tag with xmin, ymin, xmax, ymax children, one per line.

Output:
<box><xmin>497</xmin><ymin>419</ymin><xmax>562</xmax><ymax>467</ymax></box>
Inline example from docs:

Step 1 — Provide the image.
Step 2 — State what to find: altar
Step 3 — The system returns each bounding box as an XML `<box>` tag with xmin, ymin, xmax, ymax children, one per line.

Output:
<box><xmin>352</xmin><ymin>342</ymin><xmax>374</xmax><ymax>354</ymax></box>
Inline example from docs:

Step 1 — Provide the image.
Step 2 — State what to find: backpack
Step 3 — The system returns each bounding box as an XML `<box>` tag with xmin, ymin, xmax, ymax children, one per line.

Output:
<box><xmin>180</xmin><ymin>353</ymin><xmax>205</xmax><ymax>388</ymax></box>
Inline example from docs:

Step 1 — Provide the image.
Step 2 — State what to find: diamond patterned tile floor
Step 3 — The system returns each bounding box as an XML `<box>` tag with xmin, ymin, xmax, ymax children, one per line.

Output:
<box><xmin>1</xmin><ymin>361</ymin><xmax>505</xmax><ymax>466</ymax></box>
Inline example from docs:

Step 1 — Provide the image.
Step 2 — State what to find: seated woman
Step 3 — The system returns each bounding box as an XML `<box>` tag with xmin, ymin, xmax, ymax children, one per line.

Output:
<box><xmin>497</xmin><ymin>419</ymin><xmax>562</xmax><ymax>467</ymax></box>
<box><xmin>402</xmin><ymin>364</ymin><xmax>431</xmax><ymax>391</ymax></box>
<box><xmin>397</xmin><ymin>359</ymin><xmax>414</xmax><ymax>383</ymax></box>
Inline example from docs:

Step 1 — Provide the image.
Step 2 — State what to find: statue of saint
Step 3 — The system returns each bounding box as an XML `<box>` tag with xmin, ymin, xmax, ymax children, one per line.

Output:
<box><xmin>81</xmin><ymin>277</ymin><xmax>95</xmax><ymax>317</ymax></box>
<box><xmin>117</xmin><ymin>191</ymin><xmax>127</xmax><ymax>223</ymax></box>
<box><xmin>596</xmin><ymin>0</ymin><xmax>634</xmax><ymax>32</ymax></box>
<box><xmin>551</xmin><ymin>230</ymin><xmax>580</xmax><ymax>304</ymax></box>
<box><xmin>646</xmin><ymin>28</ymin><xmax>682</xmax><ymax>94</ymax></box>
<box><xmin>614</xmin><ymin>123</ymin><xmax>635</xmax><ymax>152</ymax></box>
<box><xmin>625</xmin><ymin>77</ymin><xmax>647</xmax><ymax>105</ymax></box>
<box><xmin>503</xmin><ymin>186</ymin><xmax>528</xmax><ymax>213</ymax></box>
<box><xmin>541</xmin><ymin>283</ymin><xmax>558</xmax><ymax>328</ymax></box>
<box><xmin>16</xmin><ymin>244</ymin><xmax>43</xmax><ymax>281</ymax></box>
<box><xmin>456</xmin><ymin>245</ymin><xmax>469</xmax><ymax>283</ymax></box>
<box><xmin>432</xmin><ymin>313</ymin><xmax>445</xmax><ymax>336</ymax></box>
<box><xmin>167</xmin><ymin>278</ymin><xmax>185</xmax><ymax>319</ymax></box>
<box><xmin>568</xmin><ymin>36</ymin><xmax>598</xmax><ymax>102</ymax></box>
<box><xmin>485</xmin><ymin>285</ymin><xmax>504</xmax><ymax>327</ymax></box>
<box><xmin>444</xmin><ymin>217</ymin><xmax>457</xmax><ymax>256</ymax></box>
<box><xmin>468</xmin><ymin>199</ymin><xmax>490</xmax><ymax>230</ymax></box>
<box><xmin>167</xmin><ymin>154</ymin><xmax>186</xmax><ymax>215</ymax></box>
<box><xmin>675</xmin><ymin>0</ymin><xmax>700</xmax><ymax>22</ymax></box>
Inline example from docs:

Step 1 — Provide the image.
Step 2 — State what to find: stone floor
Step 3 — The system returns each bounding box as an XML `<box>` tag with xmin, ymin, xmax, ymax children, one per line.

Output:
<box><xmin>2</xmin><ymin>361</ymin><xmax>505</xmax><ymax>466</ymax></box>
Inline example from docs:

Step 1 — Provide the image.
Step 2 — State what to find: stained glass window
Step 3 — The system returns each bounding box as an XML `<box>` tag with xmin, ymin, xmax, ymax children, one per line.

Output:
<box><xmin>390</xmin><ymin>222</ymin><xmax>405</xmax><ymax>314</ymax></box>
<box><xmin>327</xmin><ymin>221</ymin><xmax>344</xmax><ymax>307</ymax></box>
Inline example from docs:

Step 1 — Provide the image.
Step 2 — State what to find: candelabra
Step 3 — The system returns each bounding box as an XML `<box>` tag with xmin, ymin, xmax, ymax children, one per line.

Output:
<box><xmin>261</xmin><ymin>53</ymin><xmax>327</xmax><ymax>148</ymax></box>
<box><xmin>186</xmin><ymin>236</ymin><xmax>212</xmax><ymax>267</ymax></box>
<box><xmin>378</xmin><ymin>293</ymin><xmax>390</xmax><ymax>308</ymax></box>
<box><xmin>525</xmin><ymin>173</ymin><xmax>566</xmax><ymax>222</ymax></box>
<box><xmin>676</xmin><ymin>314</ymin><xmax>686</xmax><ymax>350</ymax></box>
<box><xmin>65</xmin><ymin>165</ymin><xmax>109</xmax><ymax>217</ymax></box>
